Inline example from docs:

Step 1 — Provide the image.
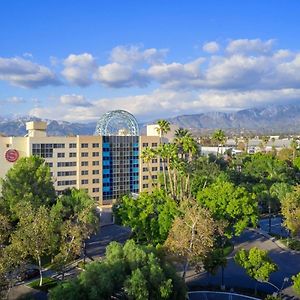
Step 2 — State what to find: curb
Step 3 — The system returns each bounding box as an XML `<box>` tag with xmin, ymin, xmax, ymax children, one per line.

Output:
<box><xmin>248</xmin><ymin>228</ymin><xmax>300</xmax><ymax>254</ymax></box>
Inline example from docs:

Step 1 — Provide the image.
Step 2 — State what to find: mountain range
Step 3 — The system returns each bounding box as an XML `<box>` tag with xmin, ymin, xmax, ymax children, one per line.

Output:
<box><xmin>2</xmin><ymin>104</ymin><xmax>300</xmax><ymax>136</ymax></box>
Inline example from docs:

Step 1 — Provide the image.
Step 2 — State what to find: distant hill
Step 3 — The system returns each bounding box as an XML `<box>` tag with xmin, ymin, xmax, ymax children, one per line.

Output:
<box><xmin>0</xmin><ymin>117</ymin><xmax>96</xmax><ymax>136</ymax></box>
<box><xmin>2</xmin><ymin>104</ymin><xmax>300</xmax><ymax>136</ymax></box>
<box><xmin>166</xmin><ymin>104</ymin><xmax>300</xmax><ymax>134</ymax></box>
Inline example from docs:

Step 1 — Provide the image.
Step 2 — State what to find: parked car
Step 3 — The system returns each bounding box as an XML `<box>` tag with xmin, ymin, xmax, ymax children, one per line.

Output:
<box><xmin>18</xmin><ymin>268</ymin><xmax>40</xmax><ymax>281</ymax></box>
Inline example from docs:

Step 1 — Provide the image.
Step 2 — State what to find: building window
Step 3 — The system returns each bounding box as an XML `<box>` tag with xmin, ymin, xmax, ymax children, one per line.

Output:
<box><xmin>46</xmin><ymin>162</ymin><xmax>53</xmax><ymax>168</ymax></box>
<box><xmin>81</xmin><ymin>170</ymin><xmax>88</xmax><ymax>175</ymax></box>
<box><xmin>143</xmin><ymin>184</ymin><xmax>149</xmax><ymax>188</ymax></box>
<box><xmin>81</xmin><ymin>143</ymin><xmax>88</xmax><ymax>148</ymax></box>
<box><xmin>93</xmin><ymin>196</ymin><xmax>100</xmax><ymax>201</ymax></box>
<box><xmin>152</xmin><ymin>143</ymin><xmax>158</xmax><ymax>147</ymax></box>
<box><xmin>81</xmin><ymin>179</ymin><xmax>88</xmax><ymax>185</ymax></box>
<box><xmin>142</xmin><ymin>167</ymin><xmax>148</xmax><ymax>172</ymax></box>
<box><xmin>92</xmin><ymin>143</ymin><xmax>99</xmax><ymax>148</ymax></box>
<box><xmin>69</xmin><ymin>152</ymin><xmax>77</xmax><ymax>158</ymax></box>
<box><xmin>57</xmin><ymin>152</ymin><xmax>65</xmax><ymax>158</ymax></box>
<box><xmin>69</xmin><ymin>143</ymin><xmax>77</xmax><ymax>148</ymax></box>
<box><xmin>152</xmin><ymin>167</ymin><xmax>158</xmax><ymax>171</ymax></box>
<box><xmin>57</xmin><ymin>180</ymin><xmax>76</xmax><ymax>186</ymax></box>
<box><xmin>143</xmin><ymin>175</ymin><xmax>149</xmax><ymax>180</ymax></box>
<box><xmin>142</xmin><ymin>143</ymin><xmax>148</xmax><ymax>147</ymax></box>
<box><xmin>92</xmin><ymin>152</ymin><xmax>99</xmax><ymax>157</ymax></box>
<box><xmin>92</xmin><ymin>161</ymin><xmax>100</xmax><ymax>166</ymax></box>
<box><xmin>152</xmin><ymin>159</ymin><xmax>158</xmax><ymax>163</ymax></box>
<box><xmin>81</xmin><ymin>152</ymin><xmax>88</xmax><ymax>157</ymax></box>
<box><xmin>93</xmin><ymin>188</ymin><xmax>100</xmax><ymax>193</ymax></box>
<box><xmin>57</xmin><ymin>161</ymin><xmax>76</xmax><ymax>167</ymax></box>
<box><xmin>152</xmin><ymin>175</ymin><xmax>157</xmax><ymax>179</ymax></box>
<box><xmin>81</xmin><ymin>161</ymin><xmax>88</xmax><ymax>166</ymax></box>
<box><xmin>92</xmin><ymin>178</ymin><xmax>100</xmax><ymax>184</ymax></box>
<box><xmin>57</xmin><ymin>171</ymin><xmax>76</xmax><ymax>176</ymax></box>
<box><xmin>92</xmin><ymin>170</ymin><xmax>100</xmax><ymax>175</ymax></box>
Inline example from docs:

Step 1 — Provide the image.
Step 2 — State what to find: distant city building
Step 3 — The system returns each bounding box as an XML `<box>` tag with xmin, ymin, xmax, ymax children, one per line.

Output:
<box><xmin>0</xmin><ymin>110</ymin><xmax>161</xmax><ymax>206</ymax></box>
<box><xmin>146</xmin><ymin>124</ymin><xmax>178</xmax><ymax>142</ymax></box>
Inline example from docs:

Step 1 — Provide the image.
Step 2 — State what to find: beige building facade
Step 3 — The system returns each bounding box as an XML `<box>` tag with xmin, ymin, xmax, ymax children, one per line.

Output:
<box><xmin>0</xmin><ymin>122</ymin><xmax>161</xmax><ymax>206</ymax></box>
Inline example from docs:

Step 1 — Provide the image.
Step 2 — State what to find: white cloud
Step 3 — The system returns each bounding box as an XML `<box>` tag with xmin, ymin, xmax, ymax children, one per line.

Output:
<box><xmin>95</xmin><ymin>62</ymin><xmax>149</xmax><ymax>88</ymax></box>
<box><xmin>60</xmin><ymin>94</ymin><xmax>92</xmax><ymax>107</ymax></box>
<box><xmin>0</xmin><ymin>57</ymin><xmax>59</xmax><ymax>88</ymax></box>
<box><xmin>110</xmin><ymin>45</ymin><xmax>168</xmax><ymax>65</ymax></box>
<box><xmin>202</xmin><ymin>41</ymin><xmax>220</xmax><ymax>53</ymax></box>
<box><xmin>28</xmin><ymin>87</ymin><xmax>300</xmax><ymax>122</ymax></box>
<box><xmin>62</xmin><ymin>53</ymin><xmax>97</xmax><ymax>86</ymax></box>
<box><xmin>0</xmin><ymin>96</ymin><xmax>26</xmax><ymax>104</ymax></box>
<box><xmin>147</xmin><ymin>58</ymin><xmax>205</xmax><ymax>88</ymax></box>
<box><xmin>226</xmin><ymin>38</ymin><xmax>275</xmax><ymax>54</ymax></box>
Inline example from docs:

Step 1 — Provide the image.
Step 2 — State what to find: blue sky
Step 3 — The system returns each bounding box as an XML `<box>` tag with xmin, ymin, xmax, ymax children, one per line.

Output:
<box><xmin>1</xmin><ymin>1</ymin><xmax>300</xmax><ymax>122</ymax></box>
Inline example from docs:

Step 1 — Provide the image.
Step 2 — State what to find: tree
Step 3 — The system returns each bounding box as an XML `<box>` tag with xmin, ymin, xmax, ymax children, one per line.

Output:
<box><xmin>156</xmin><ymin>119</ymin><xmax>171</xmax><ymax>142</ymax></box>
<box><xmin>197</xmin><ymin>178</ymin><xmax>258</xmax><ymax>238</ymax></box>
<box><xmin>49</xmin><ymin>240</ymin><xmax>186</xmax><ymax>300</ymax></box>
<box><xmin>141</xmin><ymin>147</ymin><xmax>157</xmax><ymax>187</ymax></box>
<box><xmin>202</xmin><ymin>249</ymin><xmax>227</xmax><ymax>285</ymax></box>
<box><xmin>290</xmin><ymin>138</ymin><xmax>298</xmax><ymax>162</ymax></box>
<box><xmin>164</xmin><ymin>200</ymin><xmax>217</xmax><ymax>279</ymax></box>
<box><xmin>51</xmin><ymin>188</ymin><xmax>100</xmax><ymax>275</ymax></box>
<box><xmin>9</xmin><ymin>204</ymin><xmax>56</xmax><ymax>286</ymax></box>
<box><xmin>292</xmin><ymin>272</ymin><xmax>300</xmax><ymax>296</ymax></box>
<box><xmin>115</xmin><ymin>190</ymin><xmax>178</xmax><ymax>245</ymax></box>
<box><xmin>212</xmin><ymin>129</ymin><xmax>227</xmax><ymax>157</ymax></box>
<box><xmin>174</xmin><ymin>128</ymin><xmax>192</xmax><ymax>159</ymax></box>
<box><xmin>243</xmin><ymin>136</ymin><xmax>250</xmax><ymax>153</ymax></box>
<box><xmin>0</xmin><ymin>213</ymin><xmax>11</xmax><ymax>246</ymax></box>
<box><xmin>158</xmin><ymin>143</ymin><xmax>178</xmax><ymax>198</ymax></box>
<box><xmin>0</xmin><ymin>156</ymin><xmax>56</xmax><ymax>219</ymax></box>
<box><xmin>235</xmin><ymin>247</ymin><xmax>278</xmax><ymax>295</ymax></box>
<box><xmin>281</xmin><ymin>186</ymin><xmax>300</xmax><ymax>237</ymax></box>
<box><xmin>190</xmin><ymin>157</ymin><xmax>221</xmax><ymax>197</ymax></box>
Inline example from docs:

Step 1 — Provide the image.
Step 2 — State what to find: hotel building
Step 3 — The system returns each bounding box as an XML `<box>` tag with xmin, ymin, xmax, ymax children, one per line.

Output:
<box><xmin>0</xmin><ymin>116</ymin><xmax>162</xmax><ymax>206</ymax></box>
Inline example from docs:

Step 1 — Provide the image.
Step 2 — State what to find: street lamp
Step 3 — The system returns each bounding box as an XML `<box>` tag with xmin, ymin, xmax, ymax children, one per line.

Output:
<box><xmin>258</xmin><ymin>277</ymin><xmax>289</xmax><ymax>298</ymax></box>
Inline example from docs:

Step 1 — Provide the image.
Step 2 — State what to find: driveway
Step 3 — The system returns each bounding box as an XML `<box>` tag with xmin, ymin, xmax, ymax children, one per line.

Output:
<box><xmin>85</xmin><ymin>224</ymin><xmax>131</xmax><ymax>259</ymax></box>
<box><xmin>187</xmin><ymin>229</ymin><xmax>300</xmax><ymax>299</ymax></box>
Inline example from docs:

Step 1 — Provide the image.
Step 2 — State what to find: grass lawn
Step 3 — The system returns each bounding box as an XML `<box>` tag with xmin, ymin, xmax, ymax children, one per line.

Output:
<box><xmin>223</xmin><ymin>240</ymin><xmax>234</xmax><ymax>257</ymax></box>
<box><xmin>280</xmin><ymin>237</ymin><xmax>300</xmax><ymax>251</ymax></box>
<box><xmin>27</xmin><ymin>277</ymin><xmax>59</xmax><ymax>292</ymax></box>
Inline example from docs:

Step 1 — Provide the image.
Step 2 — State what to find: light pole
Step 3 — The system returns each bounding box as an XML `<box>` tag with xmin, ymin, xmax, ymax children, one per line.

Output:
<box><xmin>258</xmin><ymin>277</ymin><xmax>289</xmax><ymax>298</ymax></box>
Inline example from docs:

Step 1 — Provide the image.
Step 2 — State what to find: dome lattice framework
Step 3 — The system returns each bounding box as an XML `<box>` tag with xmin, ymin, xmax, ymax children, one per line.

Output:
<box><xmin>95</xmin><ymin>110</ymin><xmax>140</xmax><ymax>136</ymax></box>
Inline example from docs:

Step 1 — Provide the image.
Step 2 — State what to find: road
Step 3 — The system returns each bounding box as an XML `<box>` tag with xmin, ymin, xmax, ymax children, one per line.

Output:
<box><xmin>187</xmin><ymin>229</ymin><xmax>300</xmax><ymax>299</ymax></box>
<box><xmin>259</xmin><ymin>216</ymin><xmax>290</xmax><ymax>238</ymax></box>
<box><xmin>8</xmin><ymin>224</ymin><xmax>131</xmax><ymax>300</ymax></box>
<box><xmin>85</xmin><ymin>224</ymin><xmax>131</xmax><ymax>259</ymax></box>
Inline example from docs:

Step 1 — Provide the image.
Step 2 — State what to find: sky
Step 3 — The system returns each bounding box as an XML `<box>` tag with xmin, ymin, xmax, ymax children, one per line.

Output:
<box><xmin>1</xmin><ymin>0</ymin><xmax>300</xmax><ymax>123</ymax></box>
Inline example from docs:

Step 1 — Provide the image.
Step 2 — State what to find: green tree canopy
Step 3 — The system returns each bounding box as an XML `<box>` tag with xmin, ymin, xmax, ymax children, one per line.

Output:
<box><xmin>281</xmin><ymin>186</ymin><xmax>300</xmax><ymax>237</ymax></box>
<box><xmin>0</xmin><ymin>156</ymin><xmax>55</xmax><ymax>218</ymax></box>
<box><xmin>49</xmin><ymin>240</ymin><xmax>186</xmax><ymax>300</ymax></box>
<box><xmin>292</xmin><ymin>272</ymin><xmax>300</xmax><ymax>296</ymax></box>
<box><xmin>234</xmin><ymin>247</ymin><xmax>278</xmax><ymax>283</ymax></box>
<box><xmin>115</xmin><ymin>190</ymin><xmax>178</xmax><ymax>245</ymax></box>
<box><xmin>197</xmin><ymin>178</ymin><xmax>258</xmax><ymax>237</ymax></box>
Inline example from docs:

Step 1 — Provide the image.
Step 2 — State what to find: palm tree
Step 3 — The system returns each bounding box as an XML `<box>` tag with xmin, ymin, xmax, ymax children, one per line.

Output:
<box><xmin>156</xmin><ymin>119</ymin><xmax>171</xmax><ymax>143</ymax></box>
<box><xmin>141</xmin><ymin>147</ymin><xmax>156</xmax><ymax>188</ymax></box>
<box><xmin>157</xmin><ymin>144</ymin><xmax>168</xmax><ymax>191</ymax></box>
<box><xmin>182</xmin><ymin>135</ymin><xmax>198</xmax><ymax>162</ymax></box>
<box><xmin>212</xmin><ymin>129</ymin><xmax>226</xmax><ymax>157</ymax></box>
<box><xmin>174</xmin><ymin>128</ymin><xmax>192</xmax><ymax>159</ymax></box>
<box><xmin>243</xmin><ymin>136</ymin><xmax>250</xmax><ymax>154</ymax></box>
<box><xmin>260</xmin><ymin>135</ymin><xmax>270</xmax><ymax>152</ymax></box>
<box><xmin>290</xmin><ymin>138</ymin><xmax>298</xmax><ymax>161</ymax></box>
<box><xmin>159</xmin><ymin>143</ymin><xmax>178</xmax><ymax>198</ymax></box>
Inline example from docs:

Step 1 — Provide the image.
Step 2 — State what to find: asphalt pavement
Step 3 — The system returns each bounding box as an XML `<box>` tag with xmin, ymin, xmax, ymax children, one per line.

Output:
<box><xmin>187</xmin><ymin>229</ymin><xmax>300</xmax><ymax>299</ymax></box>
